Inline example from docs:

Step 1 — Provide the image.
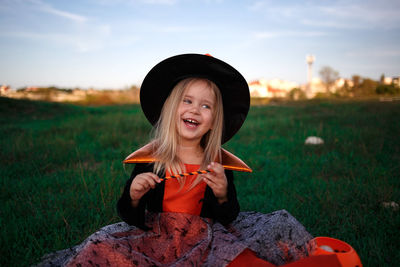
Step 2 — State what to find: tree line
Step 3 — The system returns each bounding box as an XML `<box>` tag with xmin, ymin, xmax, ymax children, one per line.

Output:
<box><xmin>319</xmin><ymin>66</ymin><xmax>399</xmax><ymax>97</ymax></box>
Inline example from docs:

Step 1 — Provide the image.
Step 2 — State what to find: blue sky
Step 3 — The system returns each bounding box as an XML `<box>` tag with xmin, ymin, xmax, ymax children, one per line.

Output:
<box><xmin>1</xmin><ymin>0</ymin><xmax>399</xmax><ymax>89</ymax></box>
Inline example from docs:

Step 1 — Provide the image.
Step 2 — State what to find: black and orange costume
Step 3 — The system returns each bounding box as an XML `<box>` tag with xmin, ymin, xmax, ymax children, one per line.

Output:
<box><xmin>117</xmin><ymin>163</ymin><xmax>240</xmax><ymax>228</ymax></box>
<box><xmin>117</xmin><ymin>143</ymin><xmax>251</xmax><ymax>229</ymax></box>
<box><xmin>56</xmin><ymin>144</ymin><xmax>316</xmax><ymax>267</ymax></box>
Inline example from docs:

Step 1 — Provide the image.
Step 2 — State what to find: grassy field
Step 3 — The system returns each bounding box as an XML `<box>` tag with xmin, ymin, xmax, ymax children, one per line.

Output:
<box><xmin>1</xmin><ymin>96</ymin><xmax>399</xmax><ymax>266</ymax></box>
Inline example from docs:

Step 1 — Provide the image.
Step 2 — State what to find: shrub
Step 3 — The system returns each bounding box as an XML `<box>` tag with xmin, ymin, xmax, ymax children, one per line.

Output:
<box><xmin>287</xmin><ymin>88</ymin><xmax>306</xmax><ymax>100</ymax></box>
<box><xmin>376</xmin><ymin>84</ymin><xmax>399</xmax><ymax>95</ymax></box>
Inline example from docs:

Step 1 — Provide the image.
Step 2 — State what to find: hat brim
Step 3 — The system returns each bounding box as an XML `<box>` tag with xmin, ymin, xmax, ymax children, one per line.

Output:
<box><xmin>140</xmin><ymin>54</ymin><xmax>250</xmax><ymax>144</ymax></box>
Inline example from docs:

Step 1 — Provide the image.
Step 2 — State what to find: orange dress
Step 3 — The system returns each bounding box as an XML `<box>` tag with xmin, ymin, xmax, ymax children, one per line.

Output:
<box><xmin>163</xmin><ymin>164</ymin><xmax>206</xmax><ymax>215</ymax></box>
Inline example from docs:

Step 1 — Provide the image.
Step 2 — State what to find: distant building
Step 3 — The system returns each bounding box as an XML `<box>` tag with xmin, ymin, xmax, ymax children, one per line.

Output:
<box><xmin>299</xmin><ymin>77</ymin><xmax>354</xmax><ymax>97</ymax></box>
<box><xmin>384</xmin><ymin>77</ymin><xmax>393</xmax><ymax>85</ymax></box>
<box><xmin>300</xmin><ymin>78</ymin><xmax>325</xmax><ymax>97</ymax></box>
<box><xmin>381</xmin><ymin>75</ymin><xmax>400</xmax><ymax>87</ymax></box>
<box><xmin>249</xmin><ymin>78</ymin><xmax>299</xmax><ymax>98</ymax></box>
<box><xmin>0</xmin><ymin>85</ymin><xmax>10</xmax><ymax>94</ymax></box>
<box><xmin>26</xmin><ymin>86</ymin><xmax>39</xmax><ymax>92</ymax></box>
<box><xmin>335</xmin><ymin>78</ymin><xmax>354</xmax><ymax>88</ymax></box>
<box><xmin>391</xmin><ymin>76</ymin><xmax>399</xmax><ymax>87</ymax></box>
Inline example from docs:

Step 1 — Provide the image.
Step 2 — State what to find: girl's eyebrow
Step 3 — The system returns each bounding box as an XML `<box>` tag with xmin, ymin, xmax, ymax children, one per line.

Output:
<box><xmin>183</xmin><ymin>94</ymin><xmax>214</xmax><ymax>105</ymax></box>
<box><xmin>202</xmin><ymin>99</ymin><xmax>214</xmax><ymax>106</ymax></box>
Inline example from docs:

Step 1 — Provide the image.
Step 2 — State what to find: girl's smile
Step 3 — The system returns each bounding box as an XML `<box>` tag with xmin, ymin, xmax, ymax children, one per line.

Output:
<box><xmin>176</xmin><ymin>80</ymin><xmax>215</xmax><ymax>146</ymax></box>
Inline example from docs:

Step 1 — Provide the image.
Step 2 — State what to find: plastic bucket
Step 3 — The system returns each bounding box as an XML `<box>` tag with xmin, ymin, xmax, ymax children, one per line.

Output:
<box><xmin>311</xmin><ymin>237</ymin><xmax>362</xmax><ymax>267</ymax></box>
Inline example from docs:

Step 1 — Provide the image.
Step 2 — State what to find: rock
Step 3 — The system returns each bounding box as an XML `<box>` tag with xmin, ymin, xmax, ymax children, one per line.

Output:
<box><xmin>305</xmin><ymin>136</ymin><xmax>324</xmax><ymax>145</ymax></box>
<box><xmin>382</xmin><ymin>201</ymin><xmax>399</xmax><ymax>211</ymax></box>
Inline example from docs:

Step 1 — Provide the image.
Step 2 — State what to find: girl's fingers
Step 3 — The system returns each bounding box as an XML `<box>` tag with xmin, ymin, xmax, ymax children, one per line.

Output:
<box><xmin>140</xmin><ymin>173</ymin><xmax>161</xmax><ymax>184</ymax></box>
<box><xmin>145</xmin><ymin>177</ymin><xmax>156</xmax><ymax>188</ymax></box>
<box><xmin>143</xmin><ymin>172</ymin><xmax>162</xmax><ymax>183</ymax></box>
<box><xmin>207</xmin><ymin>162</ymin><xmax>224</xmax><ymax>174</ymax></box>
<box><xmin>203</xmin><ymin>166</ymin><xmax>225</xmax><ymax>183</ymax></box>
<box><xmin>136</xmin><ymin>179</ymin><xmax>152</xmax><ymax>190</ymax></box>
<box><xmin>202</xmin><ymin>175</ymin><xmax>216</xmax><ymax>187</ymax></box>
<box><xmin>203</xmin><ymin>176</ymin><xmax>227</xmax><ymax>200</ymax></box>
<box><xmin>130</xmin><ymin>172</ymin><xmax>161</xmax><ymax>196</ymax></box>
<box><xmin>202</xmin><ymin>163</ymin><xmax>228</xmax><ymax>200</ymax></box>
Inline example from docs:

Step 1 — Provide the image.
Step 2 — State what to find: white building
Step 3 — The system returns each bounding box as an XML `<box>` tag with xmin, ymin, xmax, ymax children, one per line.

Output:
<box><xmin>0</xmin><ymin>85</ymin><xmax>10</xmax><ymax>95</ymax></box>
<box><xmin>249</xmin><ymin>78</ymin><xmax>299</xmax><ymax>98</ymax></box>
<box><xmin>299</xmin><ymin>78</ymin><xmax>355</xmax><ymax>98</ymax></box>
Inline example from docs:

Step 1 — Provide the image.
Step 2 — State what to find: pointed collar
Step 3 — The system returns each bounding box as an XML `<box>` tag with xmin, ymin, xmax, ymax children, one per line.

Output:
<box><xmin>123</xmin><ymin>143</ymin><xmax>252</xmax><ymax>173</ymax></box>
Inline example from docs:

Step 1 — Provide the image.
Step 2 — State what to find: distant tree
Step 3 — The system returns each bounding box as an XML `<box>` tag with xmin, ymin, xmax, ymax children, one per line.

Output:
<box><xmin>343</xmin><ymin>80</ymin><xmax>350</xmax><ymax>91</ymax></box>
<box><xmin>360</xmin><ymin>78</ymin><xmax>378</xmax><ymax>95</ymax></box>
<box><xmin>351</xmin><ymin>75</ymin><xmax>379</xmax><ymax>96</ymax></box>
<box><xmin>130</xmin><ymin>85</ymin><xmax>140</xmax><ymax>102</ymax></box>
<box><xmin>319</xmin><ymin>66</ymin><xmax>339</xmax><ymax>93</ymax></box>
<box><xmin>352</xmin><ymin>75</ymin><xmax>361</xmax><ymax>88</ymax></box>
<box><xmin>380</xmin><ymin>73</ymin><xmax>385</xmax><ymax>84</ymax></box>
<box><xmin>130</xmin><ymin>85</ymin><xmax>139</xmax><ymax>92</ymax></box>
<box><xmin>351</xmin><ymin>75</ymin><xmax>361</xmax><ymax>95</ymax></box>
<box><xmin>337</xmin><ymin>80</ymin><xmax>352</xmax><ymax>97</ymax></box>
<box><xmin>287</xmin><ymin>88</ymin><xmax>306</xmax><ymax>100</ymax></box>
<box><xmin>376</xmin><ymin>84</ymin><xmax>399</xmax><ymax>95</ymax></box>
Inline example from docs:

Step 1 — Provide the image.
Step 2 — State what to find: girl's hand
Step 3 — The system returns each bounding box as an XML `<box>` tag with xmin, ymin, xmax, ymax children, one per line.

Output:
<box><xmin>129</xmin><ymin>172</ymin><xmax>161</xmax><ymax>206</ymax></box>
<box><xmin>202</xmin><ymin>162</ymin><xmax>228</xmax><ymax>204</ymax></box>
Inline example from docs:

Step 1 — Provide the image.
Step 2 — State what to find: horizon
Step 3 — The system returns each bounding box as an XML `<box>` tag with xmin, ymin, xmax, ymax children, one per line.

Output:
<box><xmin>1</xmin><ymin>0</ymin><xmax>399</xmax><ymax>90</ymax></box>
<box><xmin>5</xmin><ymin>75</ymin><xmax>387</xmax><ymax>91</ymax></box>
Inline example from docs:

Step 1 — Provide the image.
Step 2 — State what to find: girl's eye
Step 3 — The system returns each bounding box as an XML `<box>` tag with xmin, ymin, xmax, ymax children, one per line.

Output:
<box><xmin>202</xmin><ymin>104</ymin><xmax>211</xmax><ymax>109</ymax></box>
<box><xmin>183</xmin><ymin>99</ymin><xmax>191</xmax><ymax>104</ymax></box>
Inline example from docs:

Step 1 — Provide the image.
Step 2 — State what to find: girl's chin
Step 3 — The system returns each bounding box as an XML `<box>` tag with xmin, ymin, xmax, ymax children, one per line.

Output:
<box><xmin>178</xmin><ymin>131</ymin><xmax>203</xmax><ymax>143</ymax></box>
<box><xmin>179</xmin><ymin>133</ymin><xmax>199</xmax><ymax>141</ymax></box>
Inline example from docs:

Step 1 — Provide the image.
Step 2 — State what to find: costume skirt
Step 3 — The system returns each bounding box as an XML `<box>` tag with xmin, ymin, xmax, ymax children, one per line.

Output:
<box><xmin>37</xmin><ymin>210</ymin><xmax>314</xmax><ymax>267</ymax></box>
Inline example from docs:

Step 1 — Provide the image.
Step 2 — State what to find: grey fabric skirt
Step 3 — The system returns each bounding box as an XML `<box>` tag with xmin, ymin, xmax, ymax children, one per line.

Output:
<box><xmin>36</xmin><ymin>210</ymin><xmax>314</xmax><ymax>267</ymax></box>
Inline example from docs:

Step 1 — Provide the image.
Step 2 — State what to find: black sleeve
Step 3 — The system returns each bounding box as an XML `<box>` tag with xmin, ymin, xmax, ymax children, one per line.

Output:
<box><xmin>201</xmin><ymin>170</ymin><xmax>240</xmax><ymax>225</ymax></box>
<box><xmin>116</xmin><ymin>163</ymin><xmax>152</xmax><ymax>229</ymax></box>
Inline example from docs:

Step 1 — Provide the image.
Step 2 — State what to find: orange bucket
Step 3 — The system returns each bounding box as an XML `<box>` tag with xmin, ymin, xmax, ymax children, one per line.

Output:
<box><xmin>311</xmin><ymin>237</ymin><xmax>362</xmax><ymax>267</ymax></box>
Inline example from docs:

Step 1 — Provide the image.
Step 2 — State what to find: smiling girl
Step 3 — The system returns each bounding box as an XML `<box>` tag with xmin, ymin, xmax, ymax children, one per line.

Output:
<box><xmin>60</xmin><ymin>54</ymin><xmax>323</xmax><ymax>267</ymax></box>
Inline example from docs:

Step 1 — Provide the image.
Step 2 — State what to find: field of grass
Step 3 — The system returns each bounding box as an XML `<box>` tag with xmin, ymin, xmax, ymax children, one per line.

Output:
<box><xmin>1</xmin><ymin>96</ymin><xmax>399</xmax><ymax>266</ymax></box>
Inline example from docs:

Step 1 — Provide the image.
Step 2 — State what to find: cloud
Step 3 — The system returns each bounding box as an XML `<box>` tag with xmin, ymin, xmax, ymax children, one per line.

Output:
<box><xmin>0</xmin><ymin>1</ymin><xmax>116</xmax><ymax>53</ymax></box>
<box><xmin>141</xmin><ymin>0</ymin><xmax>177</xmax><ymax>4</ymax></box>
<box><xmin>248</xmin><ymin>0</ymin><xmax>269</xmax><ymax>11</ymax></box>
<box><xmin>299</xmin><ymin>19</ymin><xmax>364</xmax><ymax>30</ymax></box>
<box><xmin>1</xmin><ymin>20</ymin><xmax>113</xmax><ymax>53</ymax></box>
<box><xmin>346</xmin><ymin>49</ymin><xmax>400</xmax><ymax>58</ymax></box>
<box><xmin>39</xmin><ymin>5</ymin><xmax>87</xmax><ymax>22</ymax></box>
<box><xmin>254</xmin><ymin>30</ymin><xmax>327</xmax><ymax>39</ymax></box>
<box><xmin>29</xmin><ymin>0</ymin><xmax>88</xmax><ymax>22</ymax></box>
<box><xmin>248</xmin><ymin>0</ymin><xmax>400</xmax><ymax>30</ymax></box>
<box><xmin>92</xmin><ymin>0</ymin><xmax>177</xmax><ymax>5</ymax></box>
<box><xmin>159</xmin><ymin>25</ymin><xmax>206</xmax><ymax>33</ymax></box>
<box><xmin>314</xmin><ymin>2</ymin><xmax>400</xmax><ymax>29</ymax></box>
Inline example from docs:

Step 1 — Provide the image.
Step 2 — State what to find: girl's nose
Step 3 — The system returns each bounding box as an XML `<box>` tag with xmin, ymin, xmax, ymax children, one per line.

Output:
<box><xmin>189</xmin><ymin>105</ymin><xmax>200</xmax><ymax>114</ymax></box>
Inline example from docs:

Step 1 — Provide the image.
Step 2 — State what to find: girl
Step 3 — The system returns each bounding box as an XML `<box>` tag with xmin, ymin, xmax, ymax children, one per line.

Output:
<box><xmin>47</xmin><ymin>54</ymin><xmax>334</xmax><ymax>267</ymax></box>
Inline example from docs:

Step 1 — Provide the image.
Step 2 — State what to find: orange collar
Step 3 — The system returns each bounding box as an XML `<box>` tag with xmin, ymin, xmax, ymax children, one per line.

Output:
<box><xmin>123</xmin><ymin>143</ymin><xmax>252</xmax><ymax>173</ymax></box>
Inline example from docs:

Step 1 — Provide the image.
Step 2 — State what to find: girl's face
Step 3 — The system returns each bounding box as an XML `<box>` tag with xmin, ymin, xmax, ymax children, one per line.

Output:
<box><xmin>176</xmin><ymin>80</ymin><xmax>216</xmax><ymax>146</ymax></box>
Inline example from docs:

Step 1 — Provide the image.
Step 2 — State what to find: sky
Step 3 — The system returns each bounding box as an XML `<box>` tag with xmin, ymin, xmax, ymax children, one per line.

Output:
<box><xmin>1</xmin><ymin>0</ymin><xmax>399</xmax><ymax>89</ymax></box>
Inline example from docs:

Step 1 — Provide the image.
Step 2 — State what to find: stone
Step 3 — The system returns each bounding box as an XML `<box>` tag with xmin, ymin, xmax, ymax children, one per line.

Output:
<box><xmin>305</xmin><ymin>136</ymin><xmax>324</xmax><ymax>145</ymax></box>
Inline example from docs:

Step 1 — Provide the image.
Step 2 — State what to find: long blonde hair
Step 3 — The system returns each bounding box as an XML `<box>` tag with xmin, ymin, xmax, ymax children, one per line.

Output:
<box><xmin>151</xmin><ymin>77</ymin><xmax>224</xmax><ymax>186</ymax></box>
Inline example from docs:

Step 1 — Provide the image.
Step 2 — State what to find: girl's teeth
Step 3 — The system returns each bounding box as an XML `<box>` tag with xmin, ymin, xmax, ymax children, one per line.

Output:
<box><xmin>185</xmin><ymin>119</ymin><xmax>198</xmax><ymax>124</ymax></box>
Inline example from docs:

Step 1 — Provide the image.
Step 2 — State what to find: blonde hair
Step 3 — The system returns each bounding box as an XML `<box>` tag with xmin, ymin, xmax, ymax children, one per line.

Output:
<box><xmin>151</xmin><ymin>77</ymin><xmax>224</xmax><ymax>187</ymax></box>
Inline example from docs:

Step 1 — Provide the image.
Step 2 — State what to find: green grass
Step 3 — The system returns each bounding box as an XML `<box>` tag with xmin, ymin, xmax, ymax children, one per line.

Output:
<box><xmin>1</xmin><ymin>97</ymin><xmax>399</xmax><ymax>266</ymax></box>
